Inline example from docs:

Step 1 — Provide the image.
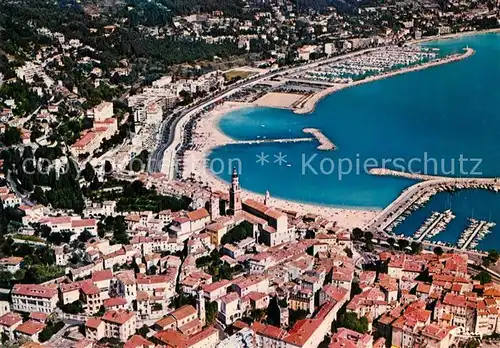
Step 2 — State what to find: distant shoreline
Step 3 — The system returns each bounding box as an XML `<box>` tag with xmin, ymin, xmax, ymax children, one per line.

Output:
<box><xmin>411</xmin><ymin>27</ymin><xmax>500</xmax><ymax>44</ymax></box>
<box><xmin>292</xmin><ymin>28</ymin><xmax>500</xmax><ymax>114</ymax></box>
<box><xmin>292</xmin><ymin>46</ymin><xmax>475</xmax><ymax>115</ymax></box>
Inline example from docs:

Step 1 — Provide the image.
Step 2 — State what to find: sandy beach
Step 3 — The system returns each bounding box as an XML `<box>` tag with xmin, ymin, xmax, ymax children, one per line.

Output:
<box><xmin>181</xmin><ymin>102</ymin><xmax>379</xmax><ymax>230</ymax></box>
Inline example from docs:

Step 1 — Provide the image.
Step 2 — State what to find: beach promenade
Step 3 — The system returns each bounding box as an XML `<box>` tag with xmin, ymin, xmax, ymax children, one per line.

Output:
<box><xmin>148</xmin><ymin>46</ymin><xmax>386</xmax><ymax>178</ymax></box>
<box><xmin>151</xmin><ymin>45</ymin><xmax>474</xmax><ymax>181</ymax></box>
<box><xmin>147</xmin><ymin>40</ymin><xmax>479</xmax><ymax>231</ymax></box>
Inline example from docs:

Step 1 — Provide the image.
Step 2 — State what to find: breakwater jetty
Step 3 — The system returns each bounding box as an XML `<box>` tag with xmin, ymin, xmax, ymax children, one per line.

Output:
<box><xmin>302</xmin><ymin>128</ymin><xmax>336</xmax><ymax>150</ymax></box>
<box><xmin>369</xmin><ymin>168</ymin><xmax>448</xmax><ymax>181</ymax></box>
<box><xmin>227</xmin><ymin>137</ymin><xmax>314</xmax><ymax>145</ymax></box>
<box><xmin>368</xmin><ymin>177</ymin><xmax>500</xmax><ymax>234</ymax></box>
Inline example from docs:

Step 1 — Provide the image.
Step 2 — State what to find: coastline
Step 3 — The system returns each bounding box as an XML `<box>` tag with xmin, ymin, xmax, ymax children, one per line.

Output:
<box><xmin>411</xmin><ymin>28</ymin><xmax>500</xmax><ymax>44</ymax></box>
<box><xmin>182</xmin><ymin>102</ymin><xmax>380</xmax><ymax>230</ymax></box>
<box><xmin>179</xmin><ymin>43</ymin><xmax>477</xmax><ymax>230</ymax></box>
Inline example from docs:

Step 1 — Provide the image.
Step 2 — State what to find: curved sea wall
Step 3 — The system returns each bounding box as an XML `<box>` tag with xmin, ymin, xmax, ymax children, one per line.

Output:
<box><xmin>294</xmin><ymin>47</ymin><xmax>475</xmax><ymax>115</ymax></box>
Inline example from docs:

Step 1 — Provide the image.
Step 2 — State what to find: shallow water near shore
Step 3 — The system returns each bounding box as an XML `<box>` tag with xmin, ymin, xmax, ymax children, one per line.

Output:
<box><xmin>208</xmin><ymin>33</ymin><xmax>500</xmax><ymax>247</ymax></box>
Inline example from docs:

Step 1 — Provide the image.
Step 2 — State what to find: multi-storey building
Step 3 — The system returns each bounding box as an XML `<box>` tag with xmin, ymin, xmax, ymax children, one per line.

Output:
<box><xmin>11</xmin><ymin>284</ymin><xmax>58</xmax><ymax>313</ymax></box>
<box><xmin>85</xmin><ymin>309</ymin><xmax>136</xmax><ymax>342</ymax></box>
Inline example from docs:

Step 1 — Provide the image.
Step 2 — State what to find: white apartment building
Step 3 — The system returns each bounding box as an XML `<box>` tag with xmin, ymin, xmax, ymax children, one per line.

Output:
<box><xmin>87</xmin><ymin>101</ymin><xmax>114</xmax><ymax>121</ymax></box>
<box><xmin>11</xmin><ymin>284</ymin><xmax>58</xmax><ymax>313</ymax></box>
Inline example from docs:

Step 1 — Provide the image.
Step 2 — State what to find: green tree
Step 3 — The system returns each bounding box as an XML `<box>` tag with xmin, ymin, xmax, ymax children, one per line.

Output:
<box><xmin>104</xmin><ymin>160</ymin><xmax>113</xmax><ymax>175</ymax></box>
<box><xmin>1</xmin><ymin>126</ymin><xmax>21</xmax><ymax>146</ymax></box>
<box><xmin>433</xmin><ymin>246</ymin><xmax>444</xmax><ymax>256</ymax></box>
<box><xmin>398</xmin><ymin>239</ymin><xmax>409</xmax><ymax>250</ymax></box>
<box><xmin>82</xmin><ymin>162</ymin><xmax>95</xmax><ymax>182</ymax></box>
<box><xmin>251</xmin><ymin>308</ymin><xmax>266</xmax><ymax>322</ymax></box>
<box><xmin>78</xmin><ymin>229</ymin><xmax>93</xmax><ymax>243</ymax></box>
<box><xmin>38</xmin><ymin>321</ymin><xmax>64</xmax><ymax>342</ymax></box>
<box><xmin>483</xmin><ymin>257</ymin><xmax>491</xmax><ymax>268</ymax></box>
<box><xmin>288</xmin><ymin>309</ymin><xmax>308</xmax><ymax>328</ymax></box>
<box><xmin>352</xmin><ymin>228</ymin><xmax>364</xmax><ymax>240</ymax></box>
<box><xmin>266</xmin><ymin>297</ymin><xmax>281</xmax><ymax>327</ymax></box>
<box><xmin>221</xmin><ymin>221</ymin><xmax>253</xmax><ymax>245</ymax></box>
<box><xmin>337</xmin><ymin>312</ymin><xmax>369</xmax><ymax>334</ymax></box>
<box><xmin>350</xmin><ymin>282</ymin><xmax>362</xmax><ymax>298</ymax></box>
<box><xmin>205</xmin><ymin>301</ymin><xmax>218</xmax><ymax>325</ymax></box>
<box><xmin>344</xmin><ymin>247</ymin><xmax>353</xmax><ymax>258</ymax></box>
<box><xmin>137</xmin><ymin>324</ymin><xmax>150</xmax><ymax>338</ymax></box>
<box><xmin>0</xmin><ymin>271</ymin><xmax>13</xmax><ymax>287</ymax></box>
<box><xmin>59</xmin><ymin>300</ymin><xmax>84</xmax><ymax>314</ymax></box>
<box><xmin>364</xmin><ymin>231</ymin><xmax>373</xmax><ymax>241</ymax></box>
<box><xmin>410</xmin><ymin>241</ymin><xmax>423</xmax><ymax>255</ymax></box>
<box><xmin>488</xmin><ymin>250</ymin><xmax>499</xmax><ymax>263</ymax></box>
<box><xmin>474</xmin><ymin>271</ymin><xmax>492</xmax><ymax>285</ymax></box>
<box><xmin>463</xmin><ymin>338</ymin><xmax>480</xmax><ymax>348</ymax></box>
<box><xmin>31</xmin><ymin>186</ymin><xmax>48</xmax><ymax>205</ymax></box>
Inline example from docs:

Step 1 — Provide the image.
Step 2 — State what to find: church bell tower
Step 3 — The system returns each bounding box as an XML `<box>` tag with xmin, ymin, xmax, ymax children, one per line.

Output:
<box><xmin>229</xmin><ymin>167</ymin><xmax>242</xmax><ymax>214</ymax></box>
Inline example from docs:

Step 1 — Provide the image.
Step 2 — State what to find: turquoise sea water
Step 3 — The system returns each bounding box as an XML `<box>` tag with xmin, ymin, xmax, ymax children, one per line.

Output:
<box><xmin>208</xmin><ymin>33</ymin><xmax>500</xmax><ymax>248</ymax></box>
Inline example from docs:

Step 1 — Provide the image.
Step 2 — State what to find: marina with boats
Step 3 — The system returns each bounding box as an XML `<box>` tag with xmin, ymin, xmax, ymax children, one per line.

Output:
<box><xmin>373</xmin><ymin>176</ymin><xmax>500</xmax><ymax>252</ymax></box>
<box><xmin>457</xmin><ymin>218</ymin><xmax>496</xmax><ymax>250</ymax></box>
<box><xmin>383</xmin><ymin>190</ymin><xmax>433</xmax><ymax>233</ymax></box>
<box><xmin>292</xmin><ymin>46</ymin><xmax>440</xmax><ymax>83</ymax></box>
<box><xmin>413</xmin><ymin>209</ymin><xmax>455</xmax><ymax>242</ymax></box>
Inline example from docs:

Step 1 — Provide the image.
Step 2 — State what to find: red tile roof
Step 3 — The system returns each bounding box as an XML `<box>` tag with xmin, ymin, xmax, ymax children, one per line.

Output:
<box><xmin>171</xmin><ymin>305</ymin><xmax>197</xmax><ymax>322</ymax></box>
<box><xmin>202</xmin><ymin>279</ymin><xmax>232</xmax><ymax>293</ymax></box>
<box><xmin>252</xmin><ymin>322</ymin><xmax>287</xmax><ymax>340</ymax></box>
<box><xmin>60</xmin><ymin>279</ymin><xmax>93</xmax><ymax>293</ymax></box>
<box><xmin>80</xmin><ymin>282</ymin><xmax>100</xmax><ymax>296</ymax></box>
<box><xmin>12</xmin><ymin>284</ymin><xmax>57</xmax><ymax>299</ymax></box>
<box><xmin>186</xmin><ymin>208</ymin><xmax>209</xmax><ymax>221</ymax></box>
<box><xmin>85</xmin><ymin>317</ymin><xmax>103</xmax><ymax>329</ymax></box>
<box><xmin>102</xmin><ymin>309</ymin><xmax>134</xmax><ymax>325</ymax></box>
<box><xmin>0</xmin><ymin>256</ymin><xmax>23</xmax><ymax>266</ymax></box>
<box><xmin>103</xmin><ymin>297</ymin><xmax>128</xmax><ymax>308</ymax></box>
<box><xmin>15</xmin><ymin>320</ymin><xmax>46</xmax><ymax>336</ymax></box>
<box><xmin>155</xmin><ymin>316</ymin><xmax>176</xmax><ymax>329</ymax></box>
<box><xmin>29</xmin><ymin>312</ymin><xmax>49</xmax><ymax>322</ymax></box>
<box><xmin>284</xmin><ymin>319</ymin><xmax>321</xmax><ymax>347</ymax></box>
<box><xmin>91</xmin><ymin>269</ymin><xmax>113</xmax><ymax>282</ymax></box>
<box><xmin>124</xmin><ymin>334</ymin><xmax>154</xmax><ymax>348</ymax></box>
<box><xmin>154</xmin><ymin>330</ymin><xmax>185</xmax><ymax>347</ymax></box>
<box><xmin>0</xmin><ymin>312</ymin><xmax>22</xmax><ymax>327</ymax></box>
<box><xmin>72</xmin><ymin>219</ymin><xmax>96</xmax><ymax>228</ymax></box>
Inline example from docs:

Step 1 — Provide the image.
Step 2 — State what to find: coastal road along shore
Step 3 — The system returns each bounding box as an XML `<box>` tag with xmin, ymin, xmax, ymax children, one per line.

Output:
<box><xmin>149</xmin><ymin>45</ymin><xmax>474</xmax><ymax>180</ymax></box>
<box><xmin>148</xmin><ymin>47</ymin><xmax>385</xmax><ymax>178</ymax></box>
